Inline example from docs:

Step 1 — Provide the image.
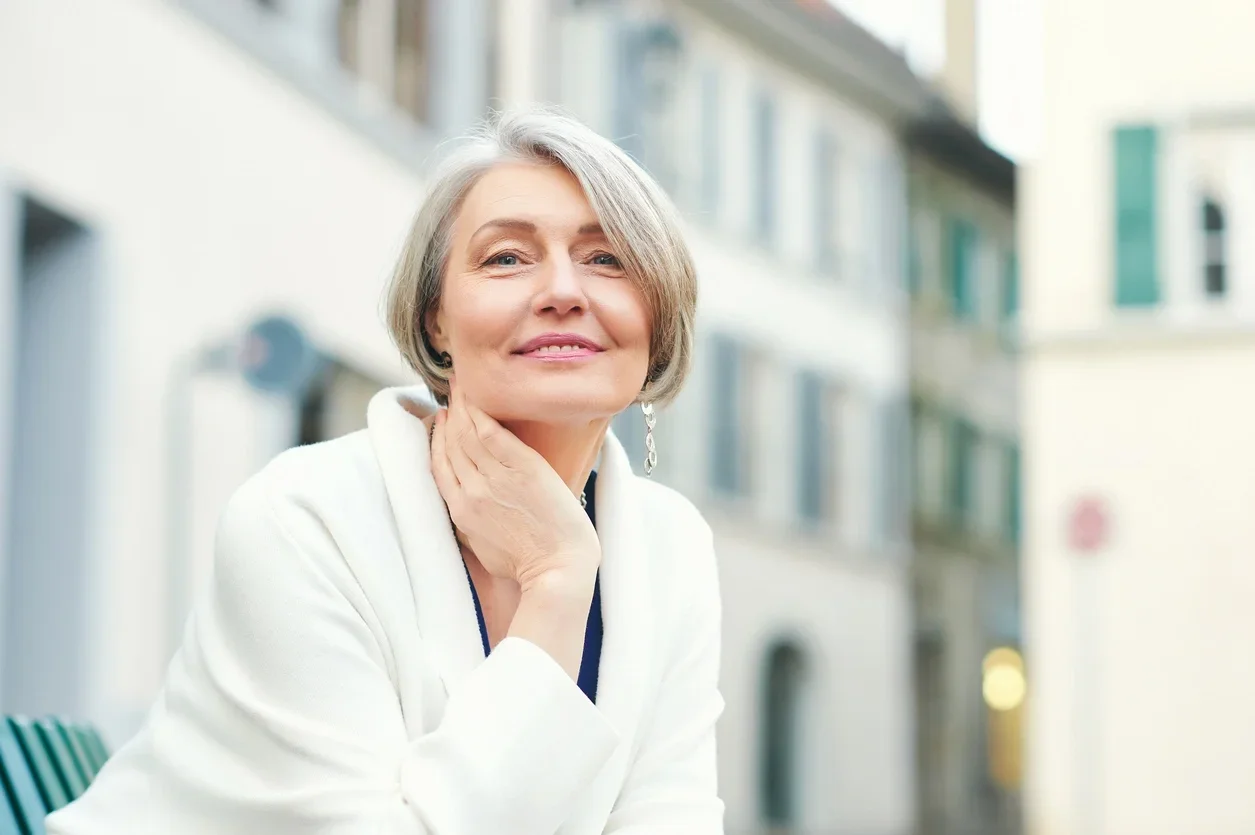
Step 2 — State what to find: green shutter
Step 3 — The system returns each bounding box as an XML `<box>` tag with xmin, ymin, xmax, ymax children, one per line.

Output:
<box><xmin>1114</xmin><ymin>125</ymin><xmax>1160</xmax><ymax>306</ymax></box>
<box><xmin>947</xmin><ymin>417</ymin><xmax>976</xmax><ymax>529</ymax></box>
<box><xmin>1002</xmin><ymin>251</ymin><xmax>1019</xmax><ymax>319</ymax></box>
<box><xmin>1006</xmin><ymin>444</ymin><xmax>1021</xmax><ymax>546</ymax></box>
<box><xmin>948</xmin><ymin>218</ymin><xmax>976</xmax><ymax>319</ymax></box>
<box><xmin>908</xmin><ymin>217</ymin><xmax>922</xmax><ymax>295</ymax></box>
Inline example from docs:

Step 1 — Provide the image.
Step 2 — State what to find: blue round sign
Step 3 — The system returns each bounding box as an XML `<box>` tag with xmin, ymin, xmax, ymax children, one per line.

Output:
<box><xmin>239</xmin><ymin>314</ymin><xmax>322</xmax><ymax>395</ymax></box>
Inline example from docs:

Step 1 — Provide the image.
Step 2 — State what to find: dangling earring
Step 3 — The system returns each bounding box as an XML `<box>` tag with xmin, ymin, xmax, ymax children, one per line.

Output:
<box><xmin>435</xmin><ymin>351</ymin><xmax>453</xmax><ymax>370</ymax></box>
<box><xmin>641</xmin><ymin>402</ymin><xmax>658</xmax><ymax>477</ymax></box>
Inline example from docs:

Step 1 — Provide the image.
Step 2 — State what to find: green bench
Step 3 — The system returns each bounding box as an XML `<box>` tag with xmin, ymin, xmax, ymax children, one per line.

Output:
<box><xmin>0</xmin><ymin>716</ymin><xmax>110</xmax><ymax>834</ymax></box>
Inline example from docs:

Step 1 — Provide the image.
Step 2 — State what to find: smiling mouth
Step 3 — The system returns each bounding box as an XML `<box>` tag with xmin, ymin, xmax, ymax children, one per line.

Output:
<box><xmin>516</xmin><ymin>344</ymin><xmax>602</xmax><ymax>360</ymax></box>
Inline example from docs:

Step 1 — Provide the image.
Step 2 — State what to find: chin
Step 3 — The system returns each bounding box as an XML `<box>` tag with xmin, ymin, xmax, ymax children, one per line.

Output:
<box><xmin>478</xmin><ymin>376</ymin><xmax>635</xmax><ymax>426</ymax></box>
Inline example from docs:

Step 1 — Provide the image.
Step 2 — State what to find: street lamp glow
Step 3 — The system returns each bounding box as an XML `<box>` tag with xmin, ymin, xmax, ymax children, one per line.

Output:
<box><xmin>982</xmin><ymin>647</ymin><xmax>1026</xmax><ymax>711</ymax></box>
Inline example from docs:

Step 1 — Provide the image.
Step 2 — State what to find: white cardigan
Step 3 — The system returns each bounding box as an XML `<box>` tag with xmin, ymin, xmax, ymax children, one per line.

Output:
<box><xmin>47</xmin><ymin>387</ymin><xmax>725</xmax><ymax>835</ymax></box>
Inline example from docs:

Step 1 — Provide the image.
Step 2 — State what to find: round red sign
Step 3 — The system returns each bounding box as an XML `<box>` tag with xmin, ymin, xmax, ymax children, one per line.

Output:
<box><xmin>1068</xmin><ymin>497</ymin><xmax>1109</xmax><ymax>552</ymax></box>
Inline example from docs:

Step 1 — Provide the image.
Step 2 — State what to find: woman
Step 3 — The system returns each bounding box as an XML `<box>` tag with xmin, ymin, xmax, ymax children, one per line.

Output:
<box><xmin>46</xmin><ymin>107</ymin><xmax>724</xmax><ymax>834</ymax></box>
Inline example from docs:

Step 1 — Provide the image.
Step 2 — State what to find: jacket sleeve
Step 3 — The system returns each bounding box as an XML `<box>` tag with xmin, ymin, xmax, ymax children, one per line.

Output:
<box><xmin>51</xmin><ymin>475</ymin><xmax>618</xmax><ymax>835</ymax></box>
<box><xmin>602</xmin><ymin>519</ymin><xmax>726</xmax><ymax>834</ymax></box>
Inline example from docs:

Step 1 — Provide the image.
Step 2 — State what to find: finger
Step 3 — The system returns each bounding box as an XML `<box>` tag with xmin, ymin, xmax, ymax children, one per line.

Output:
<box><xmin>429</xmin><ymin>413</ymin><xmax>461</xmax><ymax>498</ymax></box>
<box><xmin>463</xmin><ymin>399</ymin><xmax>527</xmax><ymax>467</ymax></box>
<box><xmin>452</xmin><ymin>386</ymin><xmax>504</xmax><ymax>472</ymax></box>
<box><xmin>444</xmin><ymin>390</ymin><xmax>484</xmax><ymax>485</ymax></box>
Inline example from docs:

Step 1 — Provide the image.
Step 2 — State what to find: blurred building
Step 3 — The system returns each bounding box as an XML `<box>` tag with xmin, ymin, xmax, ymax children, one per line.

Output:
<box><xmin>1022</xmin><ymin>1</ymin><xmax>1255</xmax><ymax>834</ymax></box>
<box><xmin>574</xmin><ymin>2</ymin><xmax>922</xmax><ymax>832</ymax></box>
<box><xmin>0</xmin><ymin>0</ymin><xmax>932</xmax><ymax>833</ymax></box>
<box><xmin>906</xmin><ymin>103</ymin><xmax>1021</xmax><ymax>835</ymax></box>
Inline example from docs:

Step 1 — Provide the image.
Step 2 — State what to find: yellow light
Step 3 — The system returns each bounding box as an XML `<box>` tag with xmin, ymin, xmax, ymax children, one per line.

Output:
<box><xmin>981</xmin><ymin>647</ymin><xmax>1026</xmax><ymax>712</ymax></box>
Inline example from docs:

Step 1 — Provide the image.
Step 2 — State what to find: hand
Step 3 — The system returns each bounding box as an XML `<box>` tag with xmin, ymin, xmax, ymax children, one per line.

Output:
<box><xmin>429</xmin><ymin>379</ymin><xmax>601</xmax><ymax>592</ymax></box>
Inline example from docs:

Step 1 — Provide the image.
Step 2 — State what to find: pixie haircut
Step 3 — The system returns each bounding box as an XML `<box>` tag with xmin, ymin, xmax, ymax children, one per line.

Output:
<box><xmin>385</xmin><ymin>106</ymin><xmax>697</xmax><ymax>408</ymax></box>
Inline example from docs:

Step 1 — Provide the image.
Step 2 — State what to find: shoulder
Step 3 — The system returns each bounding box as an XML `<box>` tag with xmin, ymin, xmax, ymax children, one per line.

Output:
<box><xmin>630</xmin><ymin>478</ymin><xmax>721</xmax><ymax>604</ymax></box>
<box><xmin>227</xmin><ymin>430</ymin><xmax>382</xmax><ymax>517</ymax></box>
<box><xmin>632</xmin><ymin>478</ymin><xmax>713</xmax><ymax>545</ymax></box>
<box><xmin>214</xmin><ymin>431</ymin><xmax>391</xmax><ymax>579</ymax></box>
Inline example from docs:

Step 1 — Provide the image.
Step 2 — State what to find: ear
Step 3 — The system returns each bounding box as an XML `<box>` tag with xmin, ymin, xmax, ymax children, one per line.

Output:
<box><xmin>424</xmin><ymin>306</ymin><xmax>448</xmax><ymax>355</ymax></box>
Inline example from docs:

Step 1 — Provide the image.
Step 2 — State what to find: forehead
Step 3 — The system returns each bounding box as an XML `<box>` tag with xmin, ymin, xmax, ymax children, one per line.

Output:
<box><xmin>456</xmin><ymin>162</ymin><xmax>598</xmax><ymax>232</ymax></box>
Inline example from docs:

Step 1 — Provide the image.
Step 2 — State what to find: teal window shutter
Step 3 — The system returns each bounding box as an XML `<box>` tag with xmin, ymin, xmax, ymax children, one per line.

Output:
<box><xmin>947</xmin><ymin>416</ymin><xmax>976</xmax><ymax>529</ymax></box>
<box><xmin>908</xmin><ymin>216</ymin><xmax>922</xmax><ymax>296</ymax></box>
<box><xmin>1006</xmin><ymin>443</ymin><xmax>1021</xmax><ymax>546</ymax></box>
<box><xmin>1002</xmin><ymin>250</ymin><xmax>1019</xmax><ymax>320</ymax></box>
<box><xmin>794</xmin><ymin>370</ymin><xmax>829</xmax><ymax>522</ymax></box>
<box><xmin>752</xmin><ymin>90</ymin><xmax>777</xmax><ymax>245</ymax></box>
<box><xmin>813</xmin><ymin>129</ymin><xmax>838</xmax><ymax>271</ymax></box>
<box><xmin>710</xmin><ymin>334</ymin><xmax>745</xmax><ymax>495</ymax></box>
<box><xmin>1114</xmin><ymin>125</ymin><xmax>1160</xmax><ymax>306</ymax></box>
<box><xmin>947</xmin><ymin>218</ymin><xmax>977</xmax><ymax>319</ymax></box>
<box><xmin>699</xmin><ymin>65</ymin><xmax>721</xmax><ymax>217</ymax></box>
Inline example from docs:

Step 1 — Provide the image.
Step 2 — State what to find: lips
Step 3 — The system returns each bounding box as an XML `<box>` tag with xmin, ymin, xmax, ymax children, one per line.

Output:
<box><xmin>513</xmin><ymin>333</ymin><xmax>605</xmax><ymax>355</ymax></box>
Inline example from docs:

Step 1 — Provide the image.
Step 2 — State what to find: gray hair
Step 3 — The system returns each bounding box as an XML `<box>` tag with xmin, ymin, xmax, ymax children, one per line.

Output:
<box><xmin>385</xmin><ymin>106</ymin><xmax>697</xmax><ymax>408</ymax></box>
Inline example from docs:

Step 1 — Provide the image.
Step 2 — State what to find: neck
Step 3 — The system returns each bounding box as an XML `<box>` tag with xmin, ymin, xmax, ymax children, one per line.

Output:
<box><xmin>502</xmin><ymin>418</ymin><xmax>609</xmax><ymax>498</ymax></box>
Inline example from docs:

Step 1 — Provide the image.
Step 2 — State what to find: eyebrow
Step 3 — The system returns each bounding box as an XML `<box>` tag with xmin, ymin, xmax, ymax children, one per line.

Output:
<box><xmin>470</xmin><ymin>218</ymin><xmax>605</xmax><ymax>240</ymax></box>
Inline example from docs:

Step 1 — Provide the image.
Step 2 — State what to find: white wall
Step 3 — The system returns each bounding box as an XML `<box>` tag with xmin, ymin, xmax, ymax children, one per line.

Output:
<box><xmin>1024</xmin><ymin>1</ymin><xmax>1255</xmax><ymax>833</ymax></box>
<box><xmin>0</xmin><ymin>0</ymin><xmax>420</xmax><ymax>738</ymax></box>
<box><xmin>717</xmin><ymin>535</ymin><xmax>915</xmax><ymax>835</ymax></box>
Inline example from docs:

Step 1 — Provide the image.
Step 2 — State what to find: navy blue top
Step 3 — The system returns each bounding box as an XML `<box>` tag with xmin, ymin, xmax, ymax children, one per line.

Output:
<box><xmin>463</xmin><ymin>471</ymin><xmax>603</xmax><ymax>703</ymax></box>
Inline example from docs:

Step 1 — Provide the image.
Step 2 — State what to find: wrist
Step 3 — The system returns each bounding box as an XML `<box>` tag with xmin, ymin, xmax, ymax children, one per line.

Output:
<box><xmin>518</xmin><ymin>560</ymin><xmax>598</xmax><ymax>601</ymax></box>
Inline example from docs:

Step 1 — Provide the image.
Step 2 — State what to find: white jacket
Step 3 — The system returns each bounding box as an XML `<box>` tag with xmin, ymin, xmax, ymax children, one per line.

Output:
<box><xmin>46</xmin><ymin>386</ymin><xmax>725</xmax><ymax>834</ymax></box>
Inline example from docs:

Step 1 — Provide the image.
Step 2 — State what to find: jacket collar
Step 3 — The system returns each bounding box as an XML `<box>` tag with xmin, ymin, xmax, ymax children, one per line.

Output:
<box><xmin>366</xmin><ymin>386</ymin><xmax>653</xmax><ymax>741</ymax></box>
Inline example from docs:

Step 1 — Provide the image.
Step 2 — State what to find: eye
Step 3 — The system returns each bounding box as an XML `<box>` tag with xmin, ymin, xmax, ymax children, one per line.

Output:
<box><xmin>484</xmin><ymin>251</ymin><xmax>521</xmax><ymax>267</ymax></box>
<box><xmin>590</xmin><ymin>252</ymin><xmax>622</xmax><ymax>268</ymax></box>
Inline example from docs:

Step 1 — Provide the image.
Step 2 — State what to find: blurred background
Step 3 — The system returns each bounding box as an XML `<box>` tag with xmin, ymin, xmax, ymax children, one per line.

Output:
<box><xmin>1</xmin><ymin>0</ymin><xmax>1253</xmax><ymax>833</ymax></box>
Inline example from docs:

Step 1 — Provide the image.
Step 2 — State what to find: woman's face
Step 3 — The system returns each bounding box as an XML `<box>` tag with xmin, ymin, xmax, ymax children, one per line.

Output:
<box><xmin>429</xmin><ymin>162</ymin><xmax>652</xmax><ymax>425</ymax></box>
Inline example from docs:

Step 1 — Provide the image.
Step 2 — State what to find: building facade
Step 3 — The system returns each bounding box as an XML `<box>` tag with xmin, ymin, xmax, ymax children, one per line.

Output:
<box><xmin>2</xmin><ymin>1</ymin><xmax>926</xmax><ymax>832</ymax></box>
<box><xmin>1022</xmin><ymin>0</ymin><xmax>1255</xmax><ymax>833</ymax></box>
<box><xmin>907</xmin><ymin>106</ymin><xmax>1021</xmax><ymax>835</ymax></box>
<box><xmin>572</xmin><ymin>2</ymin><xmax>923</xmax><ymax>831</ymax></box>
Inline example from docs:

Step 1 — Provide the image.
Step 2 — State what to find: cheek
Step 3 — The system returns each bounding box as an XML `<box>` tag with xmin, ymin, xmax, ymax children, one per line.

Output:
<box><xmin>600</xmin><ymin>283</ymin><xmax>653</xmax><ymax>366</ymax></box>
<box><xmin>441</xmin><ymin>283</ymin><xmax>522</xmax><ymax>354</ymax></box>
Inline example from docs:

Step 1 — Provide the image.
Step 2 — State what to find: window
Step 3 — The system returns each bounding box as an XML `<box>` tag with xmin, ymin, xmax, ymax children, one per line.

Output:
<box><xmin>751</xmin><ymin>90</ymin><xmax>777</xmax><ymax>245</ymax></box>
<box><xmin>296</xmin><ymin>362</ymin><xmax>387</xmax><ymax>446</ymax></box>
<box><xmin>1202</xmin><ymin>197</ymin><xmax>1227</xmax><ymax>298</ymax></box>
<box><xmin>795</xmin><ymin>370</ymin><xmax>837</xmax><ymax>523</ymax></box>
<box><xmin>336</xmin><ymin>0</ymin><xmax>430</xmax><ymax>122</ymax></box>
<box><xmin>698</xmin><ymin>66</ymin><xmax>721</xmax><ymax>217</ymax></box>
<box><xmin>1005</xmin><ymin>443</ymin><xmax>1021</xmax><ymax>546</ymax></box>
<box><xmin>710</xmin><ymin>335</ymin><xmax>752</xmax><ymax>496</ymax></box>
<box><xmin>908</xmin><ymin>213</ymin><xmax>922</xmax><ymax>295</ymax></box>
<box><xmin>947</xmin><ymin>418</ymin><xmax>977</xmax><ymax>530</ymax></box>
<box><xmin>947</xmin><ymin>218</ymin><xmax>978</xmax><ymax>319</ymax></box>
<box><xmin>813</xmin><ymin>129</ymin><xmax>838</xmax><ymax>272</ymax></box>
<box><xmin>910</xmin><ymin>399</ymin><xmax>924</xmax><ymax>512</ymax></box>
<box><xmin>337</xmin><ymin>0</ymin><xmax>362</xmax><ymax>75</ymax></box>
<box><xmin>393</xmin><ymin>0</ymin><xmax>430</xmax><ymax>121</ymax></box>
<box><xmin>614</xmin><ymin>20</ymin><xmax>683</xmax><ymax>192</ymax></box>
<box><xmin>760</xmin><ymin>642</ymin><xmax>806</xmax><ymax>827</ymax></box>
<box><xmin>880</xmin><ymin>154</ymin><xmax>905</xmax><ymax>292</ymax></box>
<box><xmin>864</xmin><ymin>156</ymin><xmax>882</xmax><ymax>281</ymax></box>
<box><xmin>911</xmin><ymin>399</ymin><xmax>947</xmax><ymax>523</ymax></box>
<box><xmin>874</xmin><ymin>395</ymin><xmax>910</xmax><ymax>547</ymax></box>
<box><xmin>1002</xmin><ymin>250</ymin><xmax>1019</xmax><ymax>320</ymax></box>
<box><xmin>1113</xmin><ymin>125</ymin><xmax>1160</xmax><ymax>307</ymax></box>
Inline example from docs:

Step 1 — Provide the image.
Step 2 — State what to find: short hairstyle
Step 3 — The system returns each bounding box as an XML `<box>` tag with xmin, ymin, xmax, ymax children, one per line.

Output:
<box><xmin>385</xmin><ymin>106</ymin><xmax>697</xmax><ymax>408</ymax></box>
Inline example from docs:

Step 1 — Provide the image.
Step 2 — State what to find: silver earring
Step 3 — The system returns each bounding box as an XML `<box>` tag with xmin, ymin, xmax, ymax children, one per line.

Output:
<box><xmin>641</xmin><ymin>402</ymin><xmax>658</xmax><ymax>477</ymax></box>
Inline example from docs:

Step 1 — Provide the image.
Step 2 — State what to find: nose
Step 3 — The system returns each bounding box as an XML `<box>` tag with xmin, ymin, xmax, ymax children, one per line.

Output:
<box><xmin>533</xmin><ymin>251</ymin><xmax>588</xmax><ymax>317</ymax></box>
